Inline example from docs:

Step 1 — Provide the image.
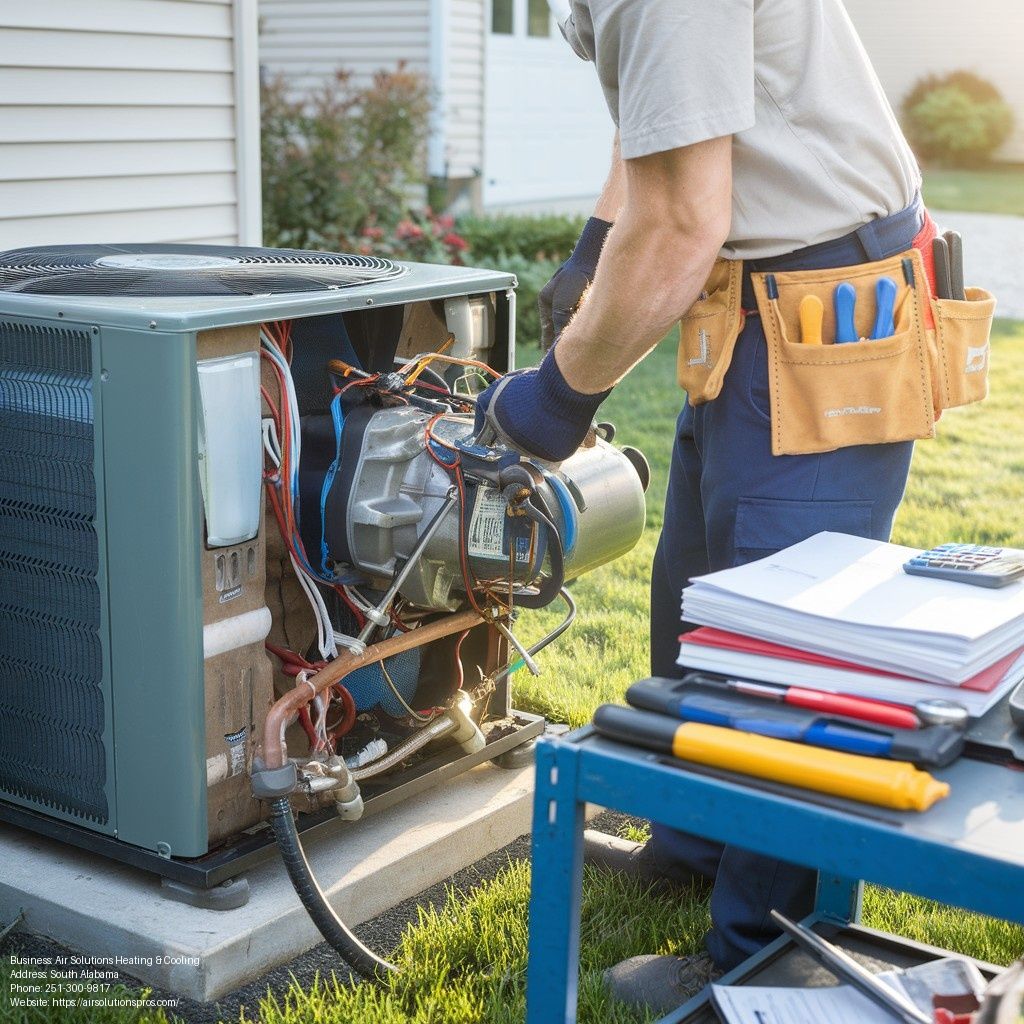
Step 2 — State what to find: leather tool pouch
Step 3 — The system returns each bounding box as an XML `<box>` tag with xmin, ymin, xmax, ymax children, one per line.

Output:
<box><xmin>930</xmin><ymin>285</ymin><xmax>995</xmax><ymax>411</ymax></box>
<box><xmin>677</xmin><ymin>258</ymin><xmax>744</xmax><ymax>405</ymax></box>
<box><xmin>751</xmin><ymin>249</ymin><xmax>995</xmax><ymax>456</ymax></box>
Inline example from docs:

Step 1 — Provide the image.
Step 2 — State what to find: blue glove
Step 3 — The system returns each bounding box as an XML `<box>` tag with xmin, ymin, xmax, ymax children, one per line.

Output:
<box><xmin>539</xmin><ymin>217</ymin><xmax>612</xmax><ymax>349</ymax></box>
<box><xmin>474</xmin><ymin>350</ymin><xmax>611</xmax><ymax>463</ymax></box>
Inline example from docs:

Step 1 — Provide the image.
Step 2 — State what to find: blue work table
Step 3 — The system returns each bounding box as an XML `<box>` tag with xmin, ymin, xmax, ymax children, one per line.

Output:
<box><xmin>525</xmin><ymin>725</ymin><xmax>1024</xmax><ymax>1024</ymax></box>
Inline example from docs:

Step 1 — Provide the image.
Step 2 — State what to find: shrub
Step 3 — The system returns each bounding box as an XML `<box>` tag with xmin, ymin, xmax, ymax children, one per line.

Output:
<box><xmin>458</xmin><ymin>213</ymin><xmax>587</xmax><ymax>264</ymax></box>
<box><xmin>902</xmin><ymin>72</ymin><xmax>1013</xmax><ymax>167</ymax></box>
<box><xmin>261</xmin><ymin>66</ymin><xmax>431</xmax><ymax>251</ymax></box>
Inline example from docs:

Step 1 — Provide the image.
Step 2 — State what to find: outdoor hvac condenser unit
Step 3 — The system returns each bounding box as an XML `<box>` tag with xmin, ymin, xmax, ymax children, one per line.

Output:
<box><xmin>0</xmin><ymin>244</ymin><xmax>647</xmax><ymax>901</ymax></box>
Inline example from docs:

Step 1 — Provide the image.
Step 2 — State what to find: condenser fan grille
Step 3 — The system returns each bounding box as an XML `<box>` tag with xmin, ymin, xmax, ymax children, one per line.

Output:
<box><xmin>0</xmin><ymin>244</ymin><xmax>405</xmax><ymax>297</ymax></box>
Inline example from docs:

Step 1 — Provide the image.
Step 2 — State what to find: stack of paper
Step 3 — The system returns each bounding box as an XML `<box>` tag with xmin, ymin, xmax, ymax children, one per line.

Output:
<box><xmin>678</xmin><ymin>627</ymin><xmax>1024</xmax><ymax>716</ymax></box>
<box><xmin>678</xmin><ymin>533</ymin><xmax>1024</xmax><ymax>715</ymax></box>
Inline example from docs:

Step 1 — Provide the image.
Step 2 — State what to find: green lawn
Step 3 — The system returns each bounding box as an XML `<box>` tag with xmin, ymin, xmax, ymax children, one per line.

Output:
<box><xmin>923</xmin><ymin>165</ymin><xmax>1024</xmax><ymax>217</ymax></box>
<box><xmin>5</xmin><ymin>323</ymin><xmax>1024</xmax><ymax>1024</ymax></box>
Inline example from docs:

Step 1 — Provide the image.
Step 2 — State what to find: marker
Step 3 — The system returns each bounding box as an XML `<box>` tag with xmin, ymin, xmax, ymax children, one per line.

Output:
<box><xmin>871</xmin><ymin>277</ymin><xmax>897</xmax><ymax>339</ymax></box>
<box><xmin>798</xmin><ymin>295</ymin><xmax>824</xmax><ymax>345</ymax></box>
<box><xmin>833</xmin><ymin>282</ymin><xmax>858</xmax><ymax>343</ymax></box>
<box><xmin>592</xmin><ymin>704</ymin><xmax>950</xmax><ymax>811</ymax></box>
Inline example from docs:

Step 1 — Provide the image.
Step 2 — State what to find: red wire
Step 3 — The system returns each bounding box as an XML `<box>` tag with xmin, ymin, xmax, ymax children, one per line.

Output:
<box><xmin>265</xmin><ymin>641</ymin><xmax>319</xmax><ymax>670</ymax></box>
<box><xmin>327</xmin><ymin>684</ymin><xmax>358</xmax><ymax>740</ymax></box>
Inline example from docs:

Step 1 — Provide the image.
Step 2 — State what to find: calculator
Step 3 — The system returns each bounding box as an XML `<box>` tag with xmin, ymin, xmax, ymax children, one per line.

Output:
<box><xmin>904</xmin><ymin>543</ymin><xmax>1024</xmax><ymax>588</ymax></box>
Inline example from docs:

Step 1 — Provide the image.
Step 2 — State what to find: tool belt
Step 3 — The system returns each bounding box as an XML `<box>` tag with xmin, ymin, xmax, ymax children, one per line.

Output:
<box><xmin>677</xmin><ymin>246</ymin><xmax>996</xmax><ymax>457</ymax></box>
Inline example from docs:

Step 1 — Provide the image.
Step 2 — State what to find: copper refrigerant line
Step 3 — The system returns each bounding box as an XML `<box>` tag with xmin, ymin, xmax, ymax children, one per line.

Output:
<box><xmin>260</xmin><ymin>608</ymin><xmax>486</xmax><ymax>771</ymax></box>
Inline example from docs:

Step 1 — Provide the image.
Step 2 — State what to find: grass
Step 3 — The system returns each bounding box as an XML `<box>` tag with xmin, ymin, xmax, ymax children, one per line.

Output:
<box><xmin>5</xmin><ymin>324</ymin><xmax>1024</xmax><ymax>1024</ymax></box>
<box><xmin>922</xmin><ymin>165</ymin><xmax>1024</xmax><ymax>217</ymax></box>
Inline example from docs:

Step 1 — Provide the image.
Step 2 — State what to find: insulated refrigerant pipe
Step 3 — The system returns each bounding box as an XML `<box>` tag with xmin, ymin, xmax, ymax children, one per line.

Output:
<box><xmin>260</xmin><ymin>608</ymin><xmax>485</xmax><ymax>771</ymax></box>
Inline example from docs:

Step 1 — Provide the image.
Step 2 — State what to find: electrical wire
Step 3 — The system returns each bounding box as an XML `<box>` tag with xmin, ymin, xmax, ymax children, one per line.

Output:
<box><xmin>260</xmin><ymin>322</ymin><xmax>372</xmax><ymax>660</ymax></box>
<box><xmin>492</xmin><ymin>587</ymin><xmax>577</xmax><ymax>686</ymax></box>
<box><xmin>379</xmin><ymin>661</ymin><xmax>435</xmax><ymax>722</ymax></box>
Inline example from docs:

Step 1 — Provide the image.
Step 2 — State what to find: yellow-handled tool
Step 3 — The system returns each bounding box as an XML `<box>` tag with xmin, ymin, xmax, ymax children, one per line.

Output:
<box><xmin>799</xmin><ymin>294</ymin><xmax>824</xmax><ymax>345</ymax></box>
<box><xmin>593</xmin><ymin>704</ymin><xmax>949</xmax><ymax>811</ymax></box>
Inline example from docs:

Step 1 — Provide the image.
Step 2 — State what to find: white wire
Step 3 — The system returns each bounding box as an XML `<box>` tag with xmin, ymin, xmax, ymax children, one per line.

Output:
<box><xmin>290</xmin><ymin>551</ymin><xmax>339</xmax><ymax>660</ymax></box>
<box><xmin>261</xmin><ymin>330</ymin><xmax>382</xmax><ymax>663</ymax></box>
<box><xmin>262</xmin><ymin>418</ymin><xmax>282</xmax><ymax>469</ymax></box>
<box><xmin>261</xmin><ymin>330</ymin><xmax>341</xmax><ymax>662</ymax></box>
<box><xmin>333</xmin><ymin>632</ymin><xmax>367</xmax><ymax>656</ymax></box>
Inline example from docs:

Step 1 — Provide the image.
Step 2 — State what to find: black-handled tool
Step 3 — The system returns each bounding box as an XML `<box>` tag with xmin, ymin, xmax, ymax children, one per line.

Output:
<box><xmin>933</xmin><ymin>236</ymin><xmax>953</xmax><ymax>299</ymax></box>
<box><xmin>944</xmin><ymin>229</ymin><xmax>966</xmax><ymax>300</ymax></box>
<box><xmin>626</xmin><ymin>679</ymin><xmax>964</xmax><ymax>768</ymax></box>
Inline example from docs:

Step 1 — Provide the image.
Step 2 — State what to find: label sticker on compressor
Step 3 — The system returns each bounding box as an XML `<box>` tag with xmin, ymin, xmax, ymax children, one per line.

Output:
<box><xmin>468</xmin><ymin>486</ymin><xmax>508</xmax><ymax>560</ymax></box>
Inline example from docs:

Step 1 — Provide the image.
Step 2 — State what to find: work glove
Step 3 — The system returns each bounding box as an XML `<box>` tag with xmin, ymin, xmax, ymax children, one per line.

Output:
<box><xmin>538</xmin><ymin>217</ymin><xmax>612</xmax><ymax>349</ymax></box>
<box><xmin>473</xmin><ymin>350</ymin><xmax>611</xmax><ymax>464</ymax></box>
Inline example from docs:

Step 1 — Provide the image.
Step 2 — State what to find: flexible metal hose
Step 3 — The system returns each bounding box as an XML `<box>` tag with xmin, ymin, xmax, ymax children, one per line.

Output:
<box><xmin>268</xmin><ymin>797</ymin><xmax>399</xmax><ymax>982</ymax></box>
<box><xmin>351</xmin><ymin>713</ymin><xmax>456</xmax><ymax>781</ymax></box>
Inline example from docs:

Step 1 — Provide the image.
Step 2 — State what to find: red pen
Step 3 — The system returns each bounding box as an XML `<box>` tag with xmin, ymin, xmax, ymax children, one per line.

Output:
<box><xmin>721</xmin><ymin>679</ymin><xmax>921</xmax><ymax>730</ymax></box>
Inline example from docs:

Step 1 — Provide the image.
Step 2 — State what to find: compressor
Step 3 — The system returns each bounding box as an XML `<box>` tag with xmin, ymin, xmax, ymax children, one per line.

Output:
<box><xmin>252</xmin><ymin>326</ymin><xmax>648</xmax><ymax>979</ymax></box>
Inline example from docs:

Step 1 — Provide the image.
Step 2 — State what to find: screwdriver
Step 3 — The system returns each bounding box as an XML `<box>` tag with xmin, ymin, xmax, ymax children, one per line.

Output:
<box><xmin>834</xmin><ymin>282</ymin><xmax>858</xmax><ymax>343</ymax></box>
<box><xmin>870</xmin><ymin>277</ymin><xmax>897</xmax><ymax>339</ymax></box>
<box><xmin>799</xmin><ymin>295</ymin><xmax>824</xmax><ymax>345</ymax></box>
<box><xmin>683</xmin><ymin>673</ymin><xmax>921</xmax><ymax>729</ymax></box>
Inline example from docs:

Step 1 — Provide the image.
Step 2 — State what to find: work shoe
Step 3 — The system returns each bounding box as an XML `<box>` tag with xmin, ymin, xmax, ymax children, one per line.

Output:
<box><xmin>583</xmin><ymin>829</ymin><xmax>703</xmax><ymax>888</ymax></box>
<box><xmin>603</xmin><ymin>952</ymin><xmax>722</xmax><ymax>1014</ymax></box>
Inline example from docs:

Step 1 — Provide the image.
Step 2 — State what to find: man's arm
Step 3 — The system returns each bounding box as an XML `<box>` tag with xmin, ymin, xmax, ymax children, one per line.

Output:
<box><xmin>538</xmin><ymin>134</ymin><xmax>625</xmax><ymax>348</ymax></box>
<box><xmin>555</xmin><ymin>135</ymin><xmax>733</xmax><ymax>393</ymax></box>
<box><xmin>593</xmin><ymin>132</ymin><xmax>626</xmax><ymax>222</ymax></box>
<box><xmin>476</xmin><ymin>135</ymin><xmax>732</xmax><ymax>462</ymax></box>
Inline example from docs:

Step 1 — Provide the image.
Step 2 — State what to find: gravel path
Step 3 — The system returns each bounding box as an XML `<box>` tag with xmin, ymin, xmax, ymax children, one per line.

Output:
<box><xmin>932</xmin><ymin>210</ymin><xmax>1024</xmax><ymax>320</ymax></box>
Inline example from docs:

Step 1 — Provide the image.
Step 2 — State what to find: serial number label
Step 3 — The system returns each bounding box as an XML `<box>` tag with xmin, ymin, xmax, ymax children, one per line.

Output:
<box><xmin>467</xmin><ymin>486</ymin><xmax>507</xmax><ymax>560</ymax></box>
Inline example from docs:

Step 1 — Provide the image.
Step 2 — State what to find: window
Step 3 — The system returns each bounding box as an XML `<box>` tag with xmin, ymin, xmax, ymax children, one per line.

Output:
<box><xmin>527</xmin><ymin>0</ymin><xmax>550</xmax><ymax>36</ymax></box>
<box><xmin>492</xmin><ymin>0</ymin><xmax>513</xmax><ymax>34</ymax></box>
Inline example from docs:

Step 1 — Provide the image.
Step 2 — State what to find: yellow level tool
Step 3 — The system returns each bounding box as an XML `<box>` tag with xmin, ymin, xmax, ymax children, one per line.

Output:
<box><xmin>593</xmin><ymin>704</ymin><xmax>949</xmax><ymax>811</ymax></box>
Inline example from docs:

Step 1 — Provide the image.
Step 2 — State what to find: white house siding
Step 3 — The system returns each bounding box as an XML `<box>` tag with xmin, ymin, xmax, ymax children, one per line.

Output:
<box><xmin>482</xmin><ymin>0</ymin><xmax>614</xmax><ymax>211</ymax></box>
<box><xmin>442</xmin><ymin>0</ymin><xmax>485</xmax><ymax>181</ymax></box>
<box><xmin>259</xmin><ymin>1</ymin><xmax>431</xmax><ymax>97</ymax></box>
<box><xmin>0</xmin><ymin>0</ymin><xmax>261</xmax><ymax>251</ymax></box>
<box><xmin>844</xmin><ymin>0</ymin><xmax>1024</xmax><ymax>162</ymax></box>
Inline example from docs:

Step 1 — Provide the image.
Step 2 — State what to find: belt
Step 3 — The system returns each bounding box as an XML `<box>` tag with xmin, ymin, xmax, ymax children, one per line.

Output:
<box><xmin>741</xmin><ymin>195</ymin><xmax>926</xmax><ymax>309</ymax></box>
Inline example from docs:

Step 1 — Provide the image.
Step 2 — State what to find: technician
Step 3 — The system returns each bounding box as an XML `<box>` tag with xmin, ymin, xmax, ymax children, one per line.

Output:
<box><xmin>476</xmin><ymin>0</ymin><xmax>937</xmax><ymax>1014</ymax></box>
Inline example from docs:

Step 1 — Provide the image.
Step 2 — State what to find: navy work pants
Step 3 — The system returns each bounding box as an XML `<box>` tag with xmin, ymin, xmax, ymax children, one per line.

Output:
<box><xmin>649</xmin><ymin>198</ymin><xmax>926</xmax><ymax>971</ymax></box>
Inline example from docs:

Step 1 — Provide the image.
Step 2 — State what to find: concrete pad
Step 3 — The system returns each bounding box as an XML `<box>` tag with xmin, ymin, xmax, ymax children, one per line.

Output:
<box><xmin>0</xmin><ymin>762</ymin><xmax>534</xmax><ymax>1002</ymax></box>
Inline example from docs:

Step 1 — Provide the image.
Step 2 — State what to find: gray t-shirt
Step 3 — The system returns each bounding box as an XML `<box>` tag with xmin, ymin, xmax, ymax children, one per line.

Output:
<box><xmin>562</xmin><ymin>0</ymin><xmax>922</xmax><ymax>259</ymax></box>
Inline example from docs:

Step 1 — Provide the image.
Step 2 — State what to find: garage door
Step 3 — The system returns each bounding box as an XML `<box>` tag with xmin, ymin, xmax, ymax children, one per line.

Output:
<box><xmin>483</xmin><ymin>0</ymin><xmax>614</xmax><ymax>209</ymax></box>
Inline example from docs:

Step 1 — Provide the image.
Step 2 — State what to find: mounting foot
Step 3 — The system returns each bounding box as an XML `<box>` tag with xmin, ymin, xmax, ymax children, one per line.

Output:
<box><xmin>160</xmin><ymin>875</ymin><xmax>250</xmax><ymax>911</ymax></box>
<box><xmin>490</xmin><ymin>738</ymin><xmax>537</xmax><ymax>770</ymax></box>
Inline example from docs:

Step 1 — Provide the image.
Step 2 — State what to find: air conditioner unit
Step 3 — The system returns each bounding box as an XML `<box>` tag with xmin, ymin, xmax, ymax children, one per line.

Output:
<box><xmin>0</xmin><ymin>244</ymin><xmax>647</xmax><ymax>902</ymax></box>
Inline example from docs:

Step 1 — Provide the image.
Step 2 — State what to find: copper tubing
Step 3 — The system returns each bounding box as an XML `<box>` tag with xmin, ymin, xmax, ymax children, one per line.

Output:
<box><xmin>261</xmin><ymin>609</ymin><xmax>485</xmax><ymax>770</ymax></box>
